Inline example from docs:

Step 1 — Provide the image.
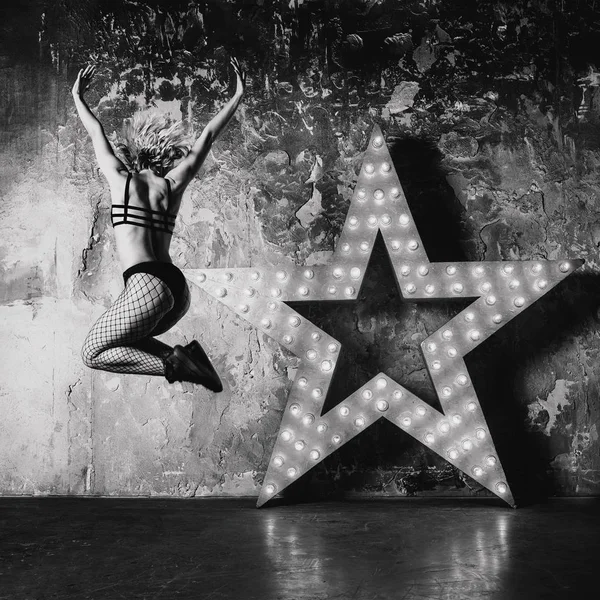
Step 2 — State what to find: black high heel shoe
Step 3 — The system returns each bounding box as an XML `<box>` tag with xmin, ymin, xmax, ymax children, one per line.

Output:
<box><xmin>164</xmin><ymin>341</ymin><xmax>223</xmax><ymax>392</ymax></box>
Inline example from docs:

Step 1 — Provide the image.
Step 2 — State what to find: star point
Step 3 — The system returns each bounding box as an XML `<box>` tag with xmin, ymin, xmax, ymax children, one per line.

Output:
<box><xmin>184</xmin><ymin>125</ymin><xmax>583</xmax><ymax>508</ymax></box>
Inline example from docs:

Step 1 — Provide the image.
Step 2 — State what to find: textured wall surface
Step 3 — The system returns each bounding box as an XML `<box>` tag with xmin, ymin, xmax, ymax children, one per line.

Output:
<box><xmin>1</xmin><ymin>0</ymin><xmax>599</xmax><ymax>501</ymax></box>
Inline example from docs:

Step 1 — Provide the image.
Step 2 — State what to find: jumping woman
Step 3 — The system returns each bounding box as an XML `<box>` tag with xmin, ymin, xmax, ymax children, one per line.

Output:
<box><xmin>73</xmin><ymin>58</ymin><xmax>246</xmax><ymax>391</ymax></box>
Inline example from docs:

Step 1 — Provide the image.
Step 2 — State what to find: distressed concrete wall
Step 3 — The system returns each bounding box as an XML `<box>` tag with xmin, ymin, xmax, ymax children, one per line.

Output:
<box><xmin>1</xmin><ymin>0</ymin><xmax>599</xmax><ymax>501</ymax></box>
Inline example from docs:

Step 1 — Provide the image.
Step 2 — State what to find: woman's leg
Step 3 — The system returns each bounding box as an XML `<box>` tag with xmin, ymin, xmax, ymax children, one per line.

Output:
<box><xmin>81</xmin><ymin>273</ymin><xmax>175</xmax><ymax>375</ymax></box>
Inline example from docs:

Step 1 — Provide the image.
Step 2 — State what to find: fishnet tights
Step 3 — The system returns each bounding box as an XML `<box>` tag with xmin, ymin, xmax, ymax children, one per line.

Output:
<box><xmin>82</xmin><ymin>272</ymin><xmax>184</xmax><ymax>376</ymax></box>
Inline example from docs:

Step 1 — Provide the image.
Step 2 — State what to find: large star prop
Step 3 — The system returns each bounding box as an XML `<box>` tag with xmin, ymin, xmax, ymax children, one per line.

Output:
<box><xmin>184</xmin><ymin>126</ymin><xmax>583</xmax><ymax>508</ymax></box>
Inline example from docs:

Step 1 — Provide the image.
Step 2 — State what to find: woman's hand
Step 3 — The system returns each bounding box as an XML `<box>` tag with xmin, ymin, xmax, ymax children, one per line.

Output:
<box><xmin>72</xmin><ymin>65</ymin><xmax>97</xmax><ymax>98</ymax></box>
<box><xmin>230</xmin><ymin>57</ymin><xmax>246</xmax><ymax>97</ymax></box>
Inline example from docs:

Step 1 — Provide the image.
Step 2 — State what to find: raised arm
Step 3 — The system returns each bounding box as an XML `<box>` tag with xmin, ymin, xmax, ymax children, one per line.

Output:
<box><xmin>72</xmin><ymin>65</ymin><xmax>127</xmax><ymax>183</ymax></box>
<box><xmin>166</xmin><ymin>57</ymin><xmax>246</xmax><ymax>194</ymax></box>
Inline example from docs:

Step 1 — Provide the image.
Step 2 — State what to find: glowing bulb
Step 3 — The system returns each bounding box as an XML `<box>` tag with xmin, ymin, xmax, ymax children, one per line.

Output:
<box><xmin>299</xmin><ymin>286</ymin><xmax>309</xmax><ymax>296</ymax></box>
<box><xmin>328</xmin><ymin>343</ymin><xmax>339</xmax><ymax>353</ymax></box>
<box><xmin>426</xmin><ymin>342</ymin><xmax>437</xmax><ymax>353</ymax></box>
<box><xmin>401</xmin><ymin>416</ymin><xmax>412</xmax><ymax>427</ymax></box>
<box><xmin>345</xmin><ymin>286</ymin><xmax>356</xmax><ymax>297</ymax></box>
<box><xmin>306</xmin><ymin>349</ymin><xmax>317</xmax><ymax>360</ymax></box>
<box><xmin>418</xmin><ymin>265</ymin><xmax>429</xmax><ymax>276</ymax></box>
<box><xmin>328</xmin><ymin>285</ymin><xmax>337</xmax><ymax>295</ymax></box>
<box><xmin>339</xmin><ymin>406</ymin><xmax>350</xmax><ymax>417</ymax></box>
<box><xmin>251</xmin><ymin>271</ymin><xmax>260</xmax><ymax>280</ymax></box>
<box><xmin>441</xmin><ymin>386</ymin><xmax>452</xmax><ymax>397</ymax></box>
<box><xmin>400</xmin><ymin>265</ymin><xmax>411</xmax><ymax>276</ymax></box>
<box><xmin>456</xmin><ymin>374</ymin><xmax>468</xmax><ymax>386</ymax></box>
<box><xmin>496</xmin><ymin>482</ymin><xmax>508</xmax><ymax>494</ymax></box>
<box><xmin>452</xmin><ymin>414</ymin><xmax>462</xmax><ymax>424</ymax></box>
<box><xmin>332</xmin><ymin>434</ymin><xmax>341</xmax><ymax>444</ymax></box>
<box><xmin>376</xmin><ymin>400</ymin><xmax>389</xmax><ymax>412</ymax></box>
<box><xmin>302</xmin><ymin>413</ymin><xmax>315</xmax><ymax>426</ymax></box>
<box><xmin>408</xmin><ymin>240</ymin><xmax>419</xmax><ymax>251</ymax></box>
<box><xmin>486</xmin><ymin>295</ymin><xmax>497</xmax><ymax>305</ymax></box>
<box><xmin>198</xmin><ymin>273</ymin><xmax>206</xmax><ymax>282</ymax></box>
<box><xmin>290</xmin><ymin>403</ymin><xmax>301</xmax><ymax>415</ymax></box>
<box><xmin>349</xmin><ymin>216</ymin><xmax>359</xmax><ymax>228</ymax></box>
<box><xmin>509</xmin><ymin>279</ymin><xmax>520</xmax><ymax>289</ymax></box>
<box><xmin>317</xmin><ymin>423</ymin><xmax>327</xmax><ymax>433</ymax></box>
<box><xmin>486</xmin><ymin>455</ymin><xmax>497</xmax><ymax>467</ymax></box>
<box><xmin>502</xmin><ymin>265</ymin><xmax>514</xmax><ymax>275</ymax></box>
<box><xmin>283</xmin><ymin>334</ymin><xmax>293</xmax><ymax>344</ymax></box>
<box><xmin>273</xmin><ymin>456</ymin><xmax>284</xmax><ymax>467</ymax></box>
<box><xmin>453</xmin><ymin>283</ymin><xmax>464</xmax><ymax>293</ymax></box>
<box><xmin>289</xmin><ymin>316</ymin><xmax>300</xmax><ymax>327</ymax></box>
<box><xmin>439</xmin><ymin>422</ymin><xmax>450</xmax><ymax>433</ymax></box>
<box><xmin>447</xmin><ymin>347</ymin><xmax>457</xmax><ymax>357</ymax></box>
<box><xmin>448</xmin><ymin>448</ymin><xmax>459</xmax><ymax>460</ymax></box>
<box><xmin>425</xmin><ymin>432</ymin><xmax>435</xmax><ymax>444</ymax></box>
<box><xmin>341</xmin><ymin>243</ymin><xmax>350</xmax><ymax>252</ymax></box>
<box><xmin>265</xmin><ymin>484</ymin><xmax>276</xmax><ymax>494</ymax></box>
<box><xmin>333</xmin><ymin>268</ymin><xmax>343</xmax><ymax>279</ymax></box>
<box><xmin>465</xmin><ymin>312</ymin><xmax>474</xmax><ymax>322</ymax></box>
<box><xmin>472</xmin><ymin>466</ymin><xmax>483</xmax><ymax>477</ymax></box>
<box><xmin>361</xmin><ymin>389</ymin><xmax>373</xmax><ymax>400</ymax></box>
<box><xmin>474</xmin><ymin>266</ymin><xmax>484</xmax><ymax>276</ymax></box>
<box><xmin>476</xmin><ymin>428</ymin><xmax>486</xmax><ymax>440</ymax></box>
<box><xmin>425</xmin><ymin>284</ymin><xmax>435</xmax><ymax>294</ymax></box>
<box><xmin>364</xmin><ymin>163</ymin><xmax>374</xmax><ymax>174</ymax></box>
<box><xmin>381</xmin><ymin>161</ymin><xmax>391</xmax><ymax>172</ymax></box>
<box><xmin>481</xmin><ymin>282</ymin><xmax>491</xmax><ymax>293</ymax></box>
<box><xmin>492</xmin><ymin>313</ymin><xmax>503</xmax><ymax>324</ymax></box>
<box><xmin>391</xmin><ymin>240</ymin><xmax>401</xmax><ymax>251</ymax></box>
<box><xmin>373</xmin><ymin>189</ymin><xmax>384</xmax><ymax>201</ymax></box>
<box><xmin>271</xmin><ymin>288</ymin><xmax>282</xmax><ymax>297</ymax></box>
<box><xmin>216</xmin><ymin>287</ymin><xmax>227</xmax><ymax>297</ymax></box>
<box><xmin>359</xmin><ymin>241</ymin><xmax>370</xmax><ymax>252</ymax></box>
<box><xmin>416</xmin><ymin>405</ymin><xmax>427</xmax><ymax>416</ymax></box>
<box><xmin>431</xmin><ymin>360</ymin><xmax>441</xmax><ymax>370</ymax></box>
<box><xmin>287</xmin><ymin>467</ymin><xmax>297</xmax><ymax>477</ymax></box>
<box><xmin>298</xmin><ymin>377</ymin><xmax>308</xmax><ymax>388</ymax></box>
<box><xmin>537</xmin><ymin>279</ymin><xmax>548</xmax><ymax>289</ymax></box>
<box><xmin>268</xmin><ymin>302</ymin><xmax>277</xmax><ymax>311</ymax></box>
<box><xmin>462</xmin><ymin>439</ymin><xmax>473</xmax><ymax>451</ymax></box>
<box><xmin>355</xmin><ymin>417</ymin><xmax>365</xmax><ymax>427</ymax></box>
<box><xmin>532</xmin><ymin>263</ymin><xmax>542</xmax><ymax>274</ymax></box>
<box><xmin>350</xmin><ymin>267</ymin><xmax>361</xmax><ymax>279</ymax></box>
<box><xmin>514</xmin><ymin>296</ymin><xmax>525</xmax><ymax>307</ymax></box>
<box><xmin>390</xmin><ymin>187</ymin><xmax>400</xmax><ymax>198</ymax></box>
<box><xmin>276</xmin><ymin>270</ymin><xmax>287</xmax><ymax>281</ymax></box>
<box><xmin>442</xmin><ymin>329</ymin><xmax>453</xmax><ymax>340</ymax></box>
<box><xmin>381</xmin><ymin>215</ymin><xmax>391</xmax><ymax>226</ymax></box>
<box><xmin>367</xmin><ymin>215</ymin><xmax>378</xmax><ymax>226</ymax></box>
<box><xmin>399</xmin><ymin>214</ymin><xmax>410</xmax><ymax>226</ymax></box>
<box><xmin>466</xmin><ymin>401</ymin><xmax>477</xmax><ymax>412</ymax></box>
<box><xmin>373</xmin><ymin>136</ymin><xmax>383</xmax><ymax>147</ymax></box>
<box><xmin>357</xmin><ymin>188</ymin><xmax>366</xmax><ymax>201</ymax></box>
<box><xmin>446</xmin><ymin>265</ymin><xmax>457</xmax><ymax>275</ymax></box>
<box><xmin>304</xmin><ymin>269</ymin><xmax>314</xmax><ymax>279</ymax></box>
<box><xmin>281</xmin><ymin>430</ymin><xmax>292</xmax><ymax>441</ymax></box>
<box><xmin>321</xmin><ymin>360</ymin><xmax>333</xmax><ymax>372</ymax></box>
<box><xmin>294</xmin><ymin>440</ymin><xmax>305</xmax><ymax>451</ymax></box>
<box><xmin>312</xmin><ymin>388</ymin><xmax>323</xmax><ymax>398</ymax></box>
<box><xmin>309</xmin><ymin>450</ymin><xmax>320</xmax><ymax>460</ymax></box>
<box><xmin>470</xmin><ymin>330</ymin><xmax>481</xmax><ymax>341</ymax></box>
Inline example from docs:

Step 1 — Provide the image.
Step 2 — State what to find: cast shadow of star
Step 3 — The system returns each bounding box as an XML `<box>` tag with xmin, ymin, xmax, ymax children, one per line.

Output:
<box><xmin>275</xmin><ymin>136</ymin><xmax>596</xmax><ymax>506</ymax></box>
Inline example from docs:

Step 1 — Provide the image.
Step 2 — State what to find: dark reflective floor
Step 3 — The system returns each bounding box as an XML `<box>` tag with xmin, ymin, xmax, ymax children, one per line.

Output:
<box><xmin>0</xmin><ymin>497</ymin><xmax>597</xmax><ymax>599</ymax></box>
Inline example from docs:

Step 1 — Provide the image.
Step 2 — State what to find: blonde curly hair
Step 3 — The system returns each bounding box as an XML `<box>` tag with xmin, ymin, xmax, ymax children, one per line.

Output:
<box><xmin>114</xmin><ymin>110</ymin><xmax>191</xmax><ymax>174</ymax></box>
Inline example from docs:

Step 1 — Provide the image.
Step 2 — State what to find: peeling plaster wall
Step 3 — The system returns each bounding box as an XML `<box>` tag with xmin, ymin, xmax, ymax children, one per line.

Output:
<box><xmin>1</xmin><ymin>0</ymin><xmax>599</xmax><ymax>500</ymax></box>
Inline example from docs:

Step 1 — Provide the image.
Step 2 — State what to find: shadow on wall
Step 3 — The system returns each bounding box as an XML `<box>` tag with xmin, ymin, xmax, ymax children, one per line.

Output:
<box><xmin>279</xmin><ymin>137</ymin><xmax>597</xmax><ymax>506</ymax></box>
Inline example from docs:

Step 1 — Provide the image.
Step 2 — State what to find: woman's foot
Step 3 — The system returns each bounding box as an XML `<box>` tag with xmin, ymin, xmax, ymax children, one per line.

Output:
<box><xmin>164</xmin><ymin>341</ymin><xmax>223</xmax><ymax>392</ymax></box>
